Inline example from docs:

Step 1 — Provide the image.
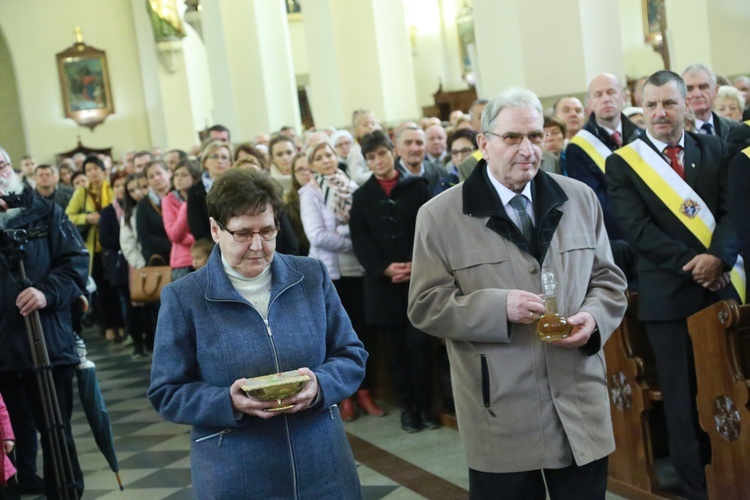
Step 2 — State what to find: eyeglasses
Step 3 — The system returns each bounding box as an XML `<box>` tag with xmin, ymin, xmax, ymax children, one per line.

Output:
<box><xmin>484</xmin><ymin>131</ymin><xmax>547</xmax><ymax>145</ymax></box>
<box><xmin>216</xmin><ymin>220</ymin><xmax>279</xmax><ymax>243</ymax></box>
<box><xmin>450</xmin><ymin>147</ymin><xmax>475</xmax><ymax>156</ymax></box>
<box><xmin>208</xmin><ymin>154</ymin><xmax>231</xmax><ymax>161</ymax></box>
<box><xmin>0</xmin><ymin>161</ymin><xmax>11</xmax><ymax>171</ymax></box>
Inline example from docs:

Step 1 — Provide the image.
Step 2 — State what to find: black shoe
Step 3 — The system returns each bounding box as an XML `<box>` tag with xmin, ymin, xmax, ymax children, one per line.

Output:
<box><xmin>401</xmin><ymin>410</ymin><xmax>421</xmax><ymax>433</ymax></box>
<box><xmin>17</xmin><ymin>473</ymin><xmax>45</xmax><ymax>494</ymax></box>
<box><xmin>420</xmin><ymin>410</ymin><xmax>442</xmax><ymax>430</ymax></box>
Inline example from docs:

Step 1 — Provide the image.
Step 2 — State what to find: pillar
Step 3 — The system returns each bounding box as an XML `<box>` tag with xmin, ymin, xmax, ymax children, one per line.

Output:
<box><xmin>201</xmin><ymin>0</ymin><xmax>300</xmax><ymax>140</ymax></box>
<box><xmin>301</xmin><ymin>0</ymin><xmax>420</xmax><ymax>128</ymax></box>
<box><xmin>473</xmin><ymin>0</ymin><xmax>626</xmax><ymax>98</ymax></box>
<box><xmin>130</xmin><ymin>0</ymin><xmax>197</xmax><ymax>150</ymax></box>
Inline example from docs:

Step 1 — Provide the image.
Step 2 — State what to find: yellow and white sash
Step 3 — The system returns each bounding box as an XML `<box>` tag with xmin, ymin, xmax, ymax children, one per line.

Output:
<box><xmin>743</xmin><ymin>145</ymin><xmax>750</xmax><ymax>160</ymax></box>
<box><xmin>569</xmin><ymin>129</ymin><xmax>613</xmax><ymax>173</ymax></box>
<box><xmin>615</xmin><ymin>140</ymin><xmax>746</xmax><ymax>303</ymax></box>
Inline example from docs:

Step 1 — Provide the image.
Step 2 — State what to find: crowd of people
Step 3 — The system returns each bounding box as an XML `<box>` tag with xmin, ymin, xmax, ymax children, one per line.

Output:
<box><xmin>0</xmin><ymin>60</ymin><xmax>748</xmax><ymax>498</ymax></box>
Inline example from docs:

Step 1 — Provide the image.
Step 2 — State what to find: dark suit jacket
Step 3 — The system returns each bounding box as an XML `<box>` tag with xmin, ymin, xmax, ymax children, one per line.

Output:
<box><xmin>566</xmin><ymin>113</ymin><xmax>643</xmax><ymax>240</ymax></box>
<box><xmin>726</xmin><ymin>121</ymin><xmax>750</xmax><ymax>158</ymax></box>
<box><xmin>396</xmin><ymin>158</ymin><xmax>446</xmax><ymax>195</ymax></box>
<box><xmin>728</xmin><ymin>148</ymin><xmax>750</xmax><ymax>285</ymax></box>
<box><xmin>606</xmin><ymin>132</ymin><xmax>739</xmax><ymax>321</ymax></box>
<box><xmin>711</xmin><ymin>111</ymin><xmax>740</xmax><ymax>141</ymax></box>
<box><xmin>187</xmin><ymin>181</ymin><xmax>210</xmax><ymax>241</ymax></box>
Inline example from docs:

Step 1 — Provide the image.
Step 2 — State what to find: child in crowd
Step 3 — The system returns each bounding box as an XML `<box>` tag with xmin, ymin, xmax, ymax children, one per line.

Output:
<box><xmin>190</xmin><ymin>239</ymin><xmax>214</xmax><ymax>271</ymax></box>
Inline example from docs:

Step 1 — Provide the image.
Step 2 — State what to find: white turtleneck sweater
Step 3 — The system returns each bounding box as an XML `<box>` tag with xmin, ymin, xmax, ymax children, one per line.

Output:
<box><xmin>221</xmin><ymin>255</ymin><xmax>272</xmax><ymax>319</ymax></box>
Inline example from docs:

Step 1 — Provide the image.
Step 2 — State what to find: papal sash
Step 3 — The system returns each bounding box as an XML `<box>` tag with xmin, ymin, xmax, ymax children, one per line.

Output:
<box><xmin>615</xmin><ymin>140</ymin><xmax>746</xmax><ymax>303</ymax></box>
<box><xmin>743</xmin><ymin>145</ymin><xmax>750</xmax><ymax>160</ymax></box>
<box><xmin>569</xmin><ymin>129</ymin><xmax>613</xmax><ymax>173</ymax></box>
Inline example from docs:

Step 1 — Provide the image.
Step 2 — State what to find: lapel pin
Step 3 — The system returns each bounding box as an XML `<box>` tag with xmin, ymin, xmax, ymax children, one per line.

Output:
<box><xmin>691</xmin><ymin>163</ymin><xmax>695</xmax><ymax>168</ymax></box>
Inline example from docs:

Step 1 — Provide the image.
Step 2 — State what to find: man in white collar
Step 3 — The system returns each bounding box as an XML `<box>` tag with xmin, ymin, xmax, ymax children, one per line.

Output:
<box><xmin>682</xmin><ymin>63</ymin><xmax>740</xmax><ymax>140</ymax></box>
<box><xmin>395</xmin><ymin>126</ymin><xmax>446</xmax><ymax>194</ymax></box>
<box><xmin>408</xmin><ymin>88</ymin><xmax>627</xmax><ymax>499</ymax></box>
<box><xmin>606</xmin><ymin>70</ymin><xmax>742</xmax><ymax>500</ymax></box>
<box><xmin>566</xmin><ymin>73</ymin><xmax>643</xmax><ymax>283</ymax></box>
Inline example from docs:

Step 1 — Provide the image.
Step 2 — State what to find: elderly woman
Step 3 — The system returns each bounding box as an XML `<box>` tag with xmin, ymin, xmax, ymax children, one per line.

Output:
<box><xmin>714</xmin><ymin>85</ymin><xmax>745</xmax><ymax>122</ymax></box>
<box><xmin>148</xmin><ymin>169</ymin><xmax>366</xmax><ymax>498</ymax></box>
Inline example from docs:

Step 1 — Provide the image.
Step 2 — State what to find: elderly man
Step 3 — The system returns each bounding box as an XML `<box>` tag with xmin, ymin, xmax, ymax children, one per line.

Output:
<box><xmin>424</xmin><ymin>123</ymin><xmax>448</xmax><ymax>164</ymax></box>
<box><xmin>408</xmin><ymin>88</ymin><xmax>627</xmax><ymax>499</ymax></box>
<box><xmin>0</xmin><ymin>146</ymin><xmax>89</xmax><ymax>498</ymax></box>
<box><xmin>682</xmin><ymin>63</ymin><xmax>740</xmax><ymax>140</ymax></box>
<box><xmin>395</xmin><ymin>126</ymin><xmax>446</xmax><ymax>194</ymax></box>
<box><xmin>607</xmin><ymin>70</ymin><xmax>743</xmax><ymax>500</ymax></box>
<box><xmin>553</xmin><ymin>96</ymin><xmax>585</xmax><ymax>139</ymax></box>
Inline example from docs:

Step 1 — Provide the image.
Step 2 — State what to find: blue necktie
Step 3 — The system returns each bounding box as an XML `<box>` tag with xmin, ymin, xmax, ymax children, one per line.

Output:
<box><xmin>700</xmin><ymin>123</ymin><xmax>714</xmax><ymax>135</ymax></box>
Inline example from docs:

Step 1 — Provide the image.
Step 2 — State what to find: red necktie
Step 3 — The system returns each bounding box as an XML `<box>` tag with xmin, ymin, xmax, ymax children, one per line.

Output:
<box><xmin>663</xmin><ymin>146</ymin><xmax>684</xmax><ymax>179</ymax></box>
<box><xmin>611</xmin><ymin>131</ymin><xmax>622</xmax><ymax>148</ymax></box>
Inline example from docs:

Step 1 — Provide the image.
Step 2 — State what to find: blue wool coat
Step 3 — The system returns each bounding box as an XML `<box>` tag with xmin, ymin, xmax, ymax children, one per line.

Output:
<box><xmin>148</xmin><ymin>248</ymin><xmax>366</xmax><ymax>499</ymax></box>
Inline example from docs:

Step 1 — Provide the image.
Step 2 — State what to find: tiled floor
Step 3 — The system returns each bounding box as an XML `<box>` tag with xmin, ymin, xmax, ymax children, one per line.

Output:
<box><xmin>20</xmin><ymin>330</ymin><xmax>636</xmax><ymax>499</ymax></box>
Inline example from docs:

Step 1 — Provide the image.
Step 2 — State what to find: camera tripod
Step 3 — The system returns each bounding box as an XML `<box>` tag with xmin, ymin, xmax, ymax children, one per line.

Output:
<box><xmin>1</xmin><ymin>229</ymin><xmax>79</xmax><ymax>499</ymax></box>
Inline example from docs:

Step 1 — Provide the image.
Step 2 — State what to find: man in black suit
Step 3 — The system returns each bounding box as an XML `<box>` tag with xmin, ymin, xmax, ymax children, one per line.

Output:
<box><xmin>566</xmin><ymin>73</ymin><xmax>643</xmax><ymax>283</ymax></box>
<box><xmin>682</xmin><ymin>63</ymin><xmax>740</xmax><ymax>140</ymax></box>
<box><xmin>395</xmin><ymin>126</ymin><xmax>446</xmax><ymax>194</ymax></box>
<box><xmin>606</xmin><ymin>70</ymin><xmax>743</xmax><ymax>500</ymax></box>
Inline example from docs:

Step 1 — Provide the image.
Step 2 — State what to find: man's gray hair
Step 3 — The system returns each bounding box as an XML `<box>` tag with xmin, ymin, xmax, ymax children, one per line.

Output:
<box><xmin>0</xmin><ymin>147</ymin><xmax>10</xmax><ymax>164</ymax></box>
<box><xmin>395</xmin><ymin>125</ymin><xmax>424</xmax><ymax>143</ymax></box>
<box><xmin>480</xmin><ymin>88</ymin><xmax>543</xmax><ymax>134</ymax></box>
<box><xmin>682</xmin><ymin>63</ymin><xmax>717</xmax><ymax>87</ymax></box>
<box><xmin>733</xmin><ymin>75</ymin><xmax>750</xmax><ymax>87</ymax></box>
<box><xmin>645</xmin><ymin>70</ymin><xmax>688</xmax><ymax>99</ymax></box>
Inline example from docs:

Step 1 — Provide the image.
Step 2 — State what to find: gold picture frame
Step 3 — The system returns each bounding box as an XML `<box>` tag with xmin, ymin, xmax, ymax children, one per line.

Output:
<box><xmin>642</xmin><ymin>0</ymin><xmax>665</xmax><ymax>45</ymax></box>
<box><xmin>56</xmin><ymin>36</ymin><xmax>114</xmax><ymax>130</ymax></box>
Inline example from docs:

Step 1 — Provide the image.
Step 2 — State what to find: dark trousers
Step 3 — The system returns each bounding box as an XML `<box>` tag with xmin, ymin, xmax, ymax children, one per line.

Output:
<box><xmin>333</xmin><ymin>277</ymin><xmax>374</xmax><ymax>390</ymax></box>
<box><xmin>646</xmin><ymin>320</ymin><xmax>709</xmax><ymax>500</ymax></box>
<box><xmin>91</xmin><ymin>253</ymin><xmax>123</xmax><ymax>331</ymax></box>
<box><xmin>379</xmin><ymin>323</ymin><xmax>434</xmax><ymax>411</ymax></box>
<box><xmin>469</xmin><ymin>456</ymin><xmax>608</xmax><ymax>500</ymax></box>
<box><xmin>0</xmin><ymin>367</ymin><xmax>83</xmax><ymax>499</ymax></box>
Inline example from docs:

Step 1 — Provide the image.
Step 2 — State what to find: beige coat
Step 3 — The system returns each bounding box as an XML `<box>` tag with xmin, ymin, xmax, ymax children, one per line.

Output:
<box><xmin>408</xmin><ymin>164</ymin><xmax>627</xmax><ymax>473</ymax></box>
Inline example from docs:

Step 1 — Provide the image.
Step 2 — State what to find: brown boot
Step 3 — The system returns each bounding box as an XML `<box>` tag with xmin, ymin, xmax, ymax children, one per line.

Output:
<box><xmin>356</xmin><ymin>389</ymin><xmax>385</xmax><ymax>417</ymax></box>
<box><xmin>339</xmin><ymin>398</ymin><xmax>357</xmax><ymax>421</ymax></box>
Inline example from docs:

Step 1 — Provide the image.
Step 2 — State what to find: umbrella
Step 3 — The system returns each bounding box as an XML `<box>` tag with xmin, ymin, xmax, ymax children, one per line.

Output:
<box><xmin>74</xmin><ymin>336</ymin><xmax>123</xmax><ymax>490</ymax></box>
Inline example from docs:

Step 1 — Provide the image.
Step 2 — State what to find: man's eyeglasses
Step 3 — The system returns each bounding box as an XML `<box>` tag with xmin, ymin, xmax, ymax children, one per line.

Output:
<box><xmin>450</xmin><ymin>147</ymin><xmax>475</xmax><ymax>156</ymax></box>
<box><xmin>484</xmin><ymin>131</ymin><xmax>547</xmax><ymax>146</ymax></box>
<box><xmin>0</xmin><ymin>161</ymin><xmax>12</xmax><ymax>171</ymax></box>
<box><xmin>216</xmin><ymin>220</ymin><xmax>279</xmax><ymax>243</ymax></box>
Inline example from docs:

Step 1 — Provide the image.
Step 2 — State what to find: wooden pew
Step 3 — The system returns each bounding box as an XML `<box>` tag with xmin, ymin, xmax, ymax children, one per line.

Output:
<box><xmin>687</xmin><ymin>300</ymin><xmax>750</xmax><ymax>499</ymax></box>
<box><xmin>604</xmin><ymin>292</ymin><xmax>669</xmax><ymax>499</ymax></box>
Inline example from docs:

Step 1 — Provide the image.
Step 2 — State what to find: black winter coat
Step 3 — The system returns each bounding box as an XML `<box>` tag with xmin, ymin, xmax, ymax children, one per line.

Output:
<box><xmin>350</xmin><ymin>174</ymin><xmax>430</xmax><ymax>326</ymax></box>
<box><xmin>0</xmin><ymin>190</ymin><xmax>89</xmax><ymax>371</ymax></box>
<box><xmin>136</xmin><ymin>196</ymin><xmax>171</xmax><ymax>264</ymax></box>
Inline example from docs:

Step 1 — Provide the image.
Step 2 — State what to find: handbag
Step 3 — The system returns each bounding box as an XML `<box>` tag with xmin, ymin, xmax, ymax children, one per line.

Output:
<box><xmin>129</xmin><ymin>255</ymin><xmax>171</xmax><ymax>303</ymax></box>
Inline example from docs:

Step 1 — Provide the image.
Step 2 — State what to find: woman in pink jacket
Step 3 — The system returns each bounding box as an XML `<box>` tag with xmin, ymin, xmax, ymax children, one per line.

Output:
<box><xmin>162</xmin><ymin>159</ymin><xmax>201</xmax><ymax>280</ymax></box>
<box><xmin>0</xmin><ymin>391</ymin><xmax>17</xmax><ymax>498</ymax></box>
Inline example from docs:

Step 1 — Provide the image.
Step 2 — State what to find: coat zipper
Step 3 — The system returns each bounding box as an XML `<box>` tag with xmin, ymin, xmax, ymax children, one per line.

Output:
<box><xmin>194</xmin><ymin>428</ymin><xmax>232</xmax><ymax>446</ymax></box>
<box><xmin>481</xmin><ymin>354</ymin><xmax>496</xmax><ymax>417</ymax></box>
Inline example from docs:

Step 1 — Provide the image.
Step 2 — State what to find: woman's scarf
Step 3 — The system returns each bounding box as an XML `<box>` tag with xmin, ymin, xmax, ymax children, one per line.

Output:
<box><xmin>314</xmin><ymin>170</ymin><xmax>354</xmax><ymax>225</ymax></box>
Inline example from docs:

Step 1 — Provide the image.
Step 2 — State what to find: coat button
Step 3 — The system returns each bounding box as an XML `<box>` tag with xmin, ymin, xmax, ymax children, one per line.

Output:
<box><xmin>529</xmin><ymin>266</ymin><xmax>538</xmax><ymax>274</ymax></box>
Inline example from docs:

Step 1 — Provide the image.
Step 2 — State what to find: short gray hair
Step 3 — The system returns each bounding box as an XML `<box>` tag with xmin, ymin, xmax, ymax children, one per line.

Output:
<box><xmin>717</xmin><ymin>85</ymin><xmax>746</xmax><ymax>110</ymax></box>
<box><xmin>645</xmin><ymin>70</ymin><xmax>688</xmax><ymax>99</ymax></box>
<box><xmin>480</xmin><ymin>88</ymin><xmax>543</xmax><ymax>134</ymax></box>
<box><xmin>682</xmin><ymin>63</ymin><xmax>717</xmax><ymax>87</ymax></box>
<box><xmin>733</xmin><ymin>75</ymin><xmax>750</xmax><ymax>87</ymax></box>
<box><xmin>395</xmin><ymin>125</ymin><xmax>424</xmax><ymax>144</ymax></box>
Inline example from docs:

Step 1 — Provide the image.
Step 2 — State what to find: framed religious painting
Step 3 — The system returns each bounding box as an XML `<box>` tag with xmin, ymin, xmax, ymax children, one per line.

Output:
<box><xmin>56</xmin><ymin>31</ymin><xmax>115</xmax><ymax>130</ymax></box>
<box><xmin>642</xmin><ymin>0</ymin><xmax>665</xmax><ymax>45</ymax></box>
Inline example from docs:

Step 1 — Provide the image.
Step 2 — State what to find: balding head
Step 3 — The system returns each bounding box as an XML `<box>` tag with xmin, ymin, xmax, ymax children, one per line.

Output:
<box><xmin>587</xmin><ymin>74</ymin><xmax>625</xmax><ymax>128</ymax></box>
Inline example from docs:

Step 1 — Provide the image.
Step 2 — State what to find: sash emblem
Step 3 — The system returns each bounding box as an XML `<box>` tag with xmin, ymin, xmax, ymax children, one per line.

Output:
<box><xmin>680</xmin><ymin>198</ymin><xmax>701</xmax><ymax>219</ymax></box>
